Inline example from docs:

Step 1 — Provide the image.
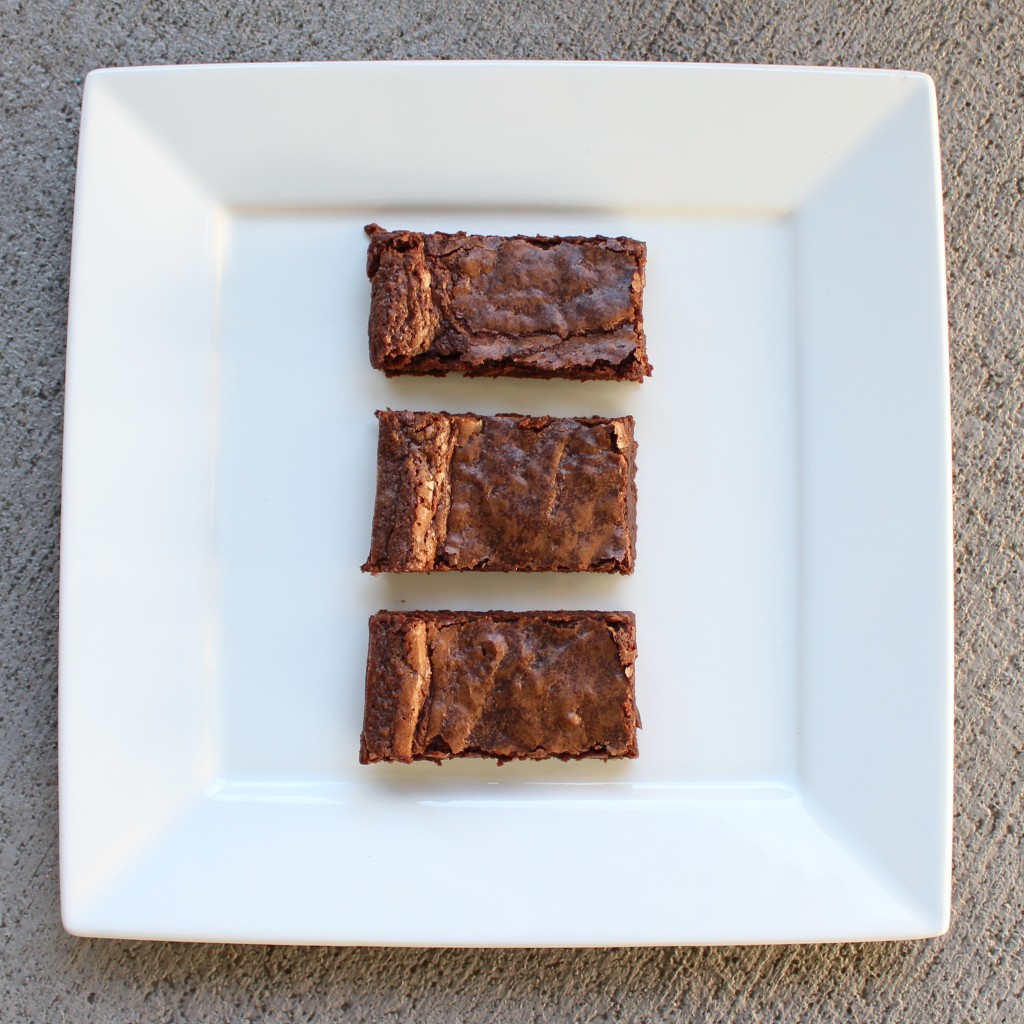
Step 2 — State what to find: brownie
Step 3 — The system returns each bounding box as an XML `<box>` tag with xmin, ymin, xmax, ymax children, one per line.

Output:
<box><xmin>365</xmin><ymin>224</ymin><xmax>651</xmax><ymax>381</ymax></box>
<box><xmin>362</xmin><ymin>410</ymin><xmax>638</xmax><ymax>574</ymax></box>
<box><xmin>360</xmin><ymin>610</ymin><xmax>640</xmax><ymax>764</ymax></box>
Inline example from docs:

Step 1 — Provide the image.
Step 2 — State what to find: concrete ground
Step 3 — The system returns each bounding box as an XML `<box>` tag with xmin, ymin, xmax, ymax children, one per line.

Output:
<box><xmin>2</xmin><ymin>2</ymin><xmax>1022</xmax><ymax>1021</ymax></box>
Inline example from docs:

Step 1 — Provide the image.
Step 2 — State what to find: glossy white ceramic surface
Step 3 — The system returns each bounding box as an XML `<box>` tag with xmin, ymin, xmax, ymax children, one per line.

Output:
<box><xmin>60</xmin><ymin>61</ymin><xmax>952</xmax><ymax>945</ymax></box>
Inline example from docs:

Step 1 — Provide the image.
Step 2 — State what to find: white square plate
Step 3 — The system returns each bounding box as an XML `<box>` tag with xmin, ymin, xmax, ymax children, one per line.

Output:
<box><xmin>59</xmin><ymin>61</ymin><xmax>952</xmax><ymax>945</ymax></box>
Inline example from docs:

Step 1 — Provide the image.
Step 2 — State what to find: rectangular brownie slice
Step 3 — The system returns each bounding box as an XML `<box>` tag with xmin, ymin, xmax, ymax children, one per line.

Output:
<box><xmin>363</xmin><ymin>410</ymin><xmax>638</xmax><ymax>574</ymax></box>
<box><xmin>360</xmin><ymin>610</ymin><xmax>640</xmax><ymax>764</ymax></box>
<box><xmin>365</xmin><ymin>224</ymin><xmax>651</xmax><ymax>381</ymax></box>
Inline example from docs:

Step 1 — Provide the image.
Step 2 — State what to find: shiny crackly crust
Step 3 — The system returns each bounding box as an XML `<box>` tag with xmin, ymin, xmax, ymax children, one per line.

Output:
<box><xmin>362</xmin><ymin>410</ymin><xmax>637</xmax><ymax>575</ymax></box>
<box><xmin>365</xmin><ymin>224</ymin><xmax>651</xmax><ymax>381</ymax></box>
<box><xmin>360</xmin><ymin>610</ymin><xmax>640</xmax><ymax>764</ymax></box>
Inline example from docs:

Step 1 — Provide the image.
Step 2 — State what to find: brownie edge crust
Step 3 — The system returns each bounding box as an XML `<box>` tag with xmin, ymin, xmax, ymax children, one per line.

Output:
<box><xmin>360</xmin><ymin>611</ymin><xmax>640</xmax><ymax>764</ymax></box>
<box><xmin>365</xmin><ymin>224</ymin><xmax>651</xmax><ymax>381</ymax></box>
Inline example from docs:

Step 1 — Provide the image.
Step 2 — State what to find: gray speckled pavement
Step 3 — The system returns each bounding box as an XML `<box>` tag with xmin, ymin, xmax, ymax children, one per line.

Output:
<box><xmin>2</xmin><ymin>2</ymin><xmax>1022</xmax><ymax>1021</ymax></box>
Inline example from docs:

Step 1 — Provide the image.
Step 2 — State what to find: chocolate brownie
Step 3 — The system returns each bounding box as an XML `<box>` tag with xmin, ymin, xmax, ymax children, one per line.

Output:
<box><xmin>362</xmin><ymin>410</ymin><xmax>638</xmax><ymax>574</ymax></box>
<box><xmin>365</xmin><ymin>224</ymin><xmax>651</xmax><ymax>381</ymax></box>
<box><xmin>360</xmin><ymin>610</ymin><xmax>640</xmax><ymax>764</ymax></box>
